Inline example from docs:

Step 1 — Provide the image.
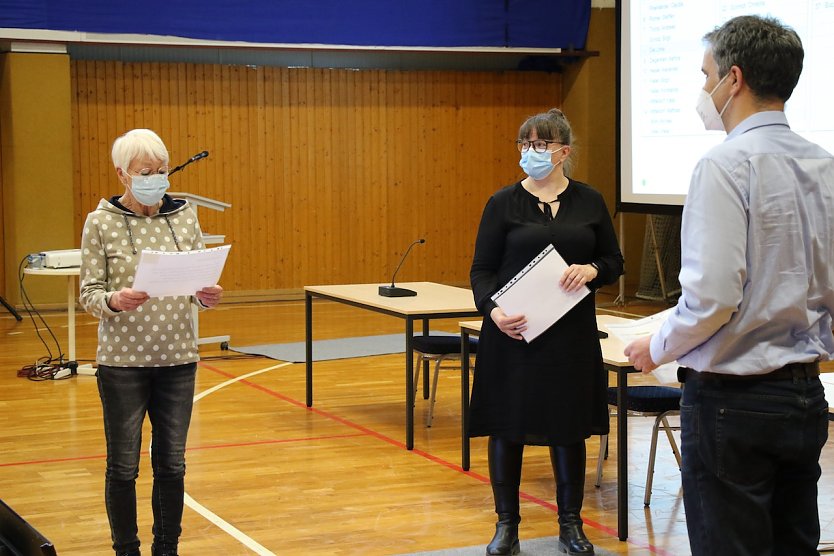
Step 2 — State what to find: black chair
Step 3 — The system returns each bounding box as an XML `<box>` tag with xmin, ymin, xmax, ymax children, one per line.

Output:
<box><xmin>0</xmin><ymin>499</ymin><xmax>57</xmax><ymax>556</ymax></box>
<box><xmin>595</xmin><ymin>385</ymin><xmax>682</xmax><ymax>506</ymax></box>
<box><xmin>412</xmin><ymin>335</ymin><xmax>478</xmax><ymax>427</ymax></box>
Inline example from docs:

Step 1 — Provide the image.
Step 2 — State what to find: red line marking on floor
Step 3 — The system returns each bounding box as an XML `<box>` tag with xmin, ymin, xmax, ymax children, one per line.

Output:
<box><xmin>187</xmin><ymin>433</ymin><xmax>366</xmax><ymax>453</ymax></box>
<box><xmin>198</xmin><ymin>361</ymin><xmax>669</xmax><ymax>554</ymax></box>
<box><xmin>0</xmin><ymin>433</ymin><xmax>365</xmax><ymax>468</ymax></box>
<box><xmin>0</xmin><ymin>453</ymin><xmax>106</xmax><ymax>468</ymax></box>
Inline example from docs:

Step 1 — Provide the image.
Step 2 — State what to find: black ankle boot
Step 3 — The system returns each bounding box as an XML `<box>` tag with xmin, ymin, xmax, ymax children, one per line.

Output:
<box><xmin>486</xmin><ymin>514</ymin><xmax>520</xmax><ymax>555</ymax></box>
<box><xmin>557</xmin><ymin>519</ymin><xmax>594</xmax><ymax>555</ymax></box>
<box><xmin>551</xmin><ymin>443</ymin><xmax>594</xmax><ymax>555</ymax></box>
<box><xmin>151</xmin><ymin>544</ymin><xmax>177</xmax><ymax>556</ymax></box>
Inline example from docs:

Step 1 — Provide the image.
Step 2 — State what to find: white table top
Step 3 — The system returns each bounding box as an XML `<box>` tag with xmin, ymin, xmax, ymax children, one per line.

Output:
<box><xmin>459</xmin><ymin>313</ymin><xmax>634</xmax><ymax>368</ymax></box>
<box><xmin>23</xmin><ymin>266</ymin><xmax>80</xmax><ymax>276</ymax></box>
<box><xmin>305</xmin><ymin>282</ymin><xmax>477</xmax><ymax>316</ymax></box>
<box><xmin>596</xmin><ymin>314</ymin><xmax>635</xmax><ymax>367</ymax></box>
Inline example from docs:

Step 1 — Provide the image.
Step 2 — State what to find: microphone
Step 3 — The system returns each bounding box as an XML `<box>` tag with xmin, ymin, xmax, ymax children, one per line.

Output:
<box><xmin>168</xmin><ymin>150</ymin><xmax>210</xmax><ymax>177</ymax></box>
<box><xmin>379</xmin><ymin>239</ymin><xmax>426</xmax><ymax>297</ymax></box>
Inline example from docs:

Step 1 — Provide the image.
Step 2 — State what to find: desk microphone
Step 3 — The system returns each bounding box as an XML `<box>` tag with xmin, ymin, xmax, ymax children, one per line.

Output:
<box><xmin>379</xmin><ymin>239</ymin><xmax>426</xmax><ymax>297</ymax></box>
<box><xmin>168</xmin><ymin>150</ymin><xmax>209</xmax><ymax>177</ymax></box>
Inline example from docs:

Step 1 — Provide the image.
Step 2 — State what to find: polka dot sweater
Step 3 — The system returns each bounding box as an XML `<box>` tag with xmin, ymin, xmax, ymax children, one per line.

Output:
<box><xmin>79</xmin><ymin>195</ymin><xmax>206</xmax><ymax>367</ymax></box>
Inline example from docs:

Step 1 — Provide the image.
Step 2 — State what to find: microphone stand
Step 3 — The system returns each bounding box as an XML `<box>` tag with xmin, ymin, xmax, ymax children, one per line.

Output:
<box><xmin>168</xmin><ymin>150</ymin><xmax>208</xmax><ymax>177</ymax></box>
<box><xmin>379</xmin><ymin>239</ymin><xmax>426</xmax><ymax>297</ymax></box>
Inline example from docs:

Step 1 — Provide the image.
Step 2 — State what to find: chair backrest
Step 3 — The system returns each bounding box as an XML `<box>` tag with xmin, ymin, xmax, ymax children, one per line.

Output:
<box><xmin>0</xmin><ymin>499</ymin><xmax>57</xmax><ymax>556</ymax></box>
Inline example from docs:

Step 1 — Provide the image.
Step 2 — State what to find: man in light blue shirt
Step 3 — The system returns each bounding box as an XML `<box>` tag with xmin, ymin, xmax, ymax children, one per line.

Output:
<box><xmin>625</xmin><ymin>15</ymin><xmax>832</xmax><ymax>556</ymax></box>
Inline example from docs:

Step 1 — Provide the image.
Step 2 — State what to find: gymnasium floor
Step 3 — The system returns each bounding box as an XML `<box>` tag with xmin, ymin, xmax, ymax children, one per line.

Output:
<box><xmin>2</xmin><ymin>295</ymin><xmax>832</xmax><ymax>555</ymax></box>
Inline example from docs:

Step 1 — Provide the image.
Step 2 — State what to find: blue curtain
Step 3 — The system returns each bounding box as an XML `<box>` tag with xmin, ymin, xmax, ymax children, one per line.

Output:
<box><xmin>0</xmin><ymin>0</ymin><xmax>591</xmax><ymax>49</ymax></box>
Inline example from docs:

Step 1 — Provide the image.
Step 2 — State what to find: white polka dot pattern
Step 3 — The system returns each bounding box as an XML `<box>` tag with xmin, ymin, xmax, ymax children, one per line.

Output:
<box><xmin>79</xmin><ymin>198</ymin><xmax>206</xmax><ymax>367</ymax></box>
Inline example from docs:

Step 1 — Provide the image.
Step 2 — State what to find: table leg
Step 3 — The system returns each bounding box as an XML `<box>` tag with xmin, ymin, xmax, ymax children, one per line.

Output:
<box><xmin>422</xmin><ymin>319</ymin><xmax>430</xmax><ymax>399</ymax></box>
<box><xmin>461</xmin><ymin>330</ymin><xmax>471</xmax><ymax>471</ymax></box>
<box><xmin>67</xmin><ymin>275</ymin><xmax>76</xmax><ymax>363</ymax></box>
<box><xmin>305</xmin><ymin>292</ymin><xmax>313</xmax><ymax>407</ymax></box>
<box><xmin>406</xmin><ymin>317</ymin><xmax>414</xmax><ymax>450</ymax></box>
<box><xmin>617</xmin><ymin>367</ymin><xmax>629</xmax><ymax>541</ymax></box>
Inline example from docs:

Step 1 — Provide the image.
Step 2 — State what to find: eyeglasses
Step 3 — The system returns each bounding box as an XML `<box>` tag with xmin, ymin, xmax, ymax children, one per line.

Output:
<box><xmin>516</xmin><ymin>140</ymin><xmax>562</xmax><ymax>153</ymax></box>
<box><xmin>128</xmin><ymin>166</ymin><xmax>169</xmax><ymax>176</ymax></box>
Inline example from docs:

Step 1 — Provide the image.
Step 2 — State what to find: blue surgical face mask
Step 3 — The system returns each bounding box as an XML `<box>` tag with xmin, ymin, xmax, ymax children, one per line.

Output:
<box><xmin>519</xmin><ymin>146</ymin><xmax>564</xmax><ymax>180</ymax></box>
<box><xmin>129</xmin><ymin>173</ymin><xmax>170</xmax><ymax>206</ymax></box>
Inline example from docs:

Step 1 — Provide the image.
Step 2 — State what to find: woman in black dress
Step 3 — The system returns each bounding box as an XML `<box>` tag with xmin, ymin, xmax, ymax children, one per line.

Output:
<box><xmin>470</xmin><ymin>108</ymin><xmax>623</xmax><ymax>556</ymax></box>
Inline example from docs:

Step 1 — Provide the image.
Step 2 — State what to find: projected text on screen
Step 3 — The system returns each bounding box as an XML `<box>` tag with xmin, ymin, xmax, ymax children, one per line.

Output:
<box><xmin>620</xmin><ymin>0</ymin><xmax>834</xmax><ymax>210</ymax></box>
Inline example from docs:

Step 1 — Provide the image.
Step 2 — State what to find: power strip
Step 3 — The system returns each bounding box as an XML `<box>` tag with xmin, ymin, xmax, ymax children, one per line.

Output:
<box><xmin>53</xmin><ymin>362</ymin><xmax>98</xmax><ymax>378</ymax></box>
<box><xmin>75</xmin><ymin>364</ymin><xmax>97</xmax><ymax>376</ymax></box>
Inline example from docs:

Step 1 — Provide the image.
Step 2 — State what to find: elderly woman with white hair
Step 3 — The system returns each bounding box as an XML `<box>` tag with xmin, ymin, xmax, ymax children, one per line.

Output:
<box><xmin>79</xmin><ymin>129</ymin><xmax>222</xmax><ymax>556</ymax></box>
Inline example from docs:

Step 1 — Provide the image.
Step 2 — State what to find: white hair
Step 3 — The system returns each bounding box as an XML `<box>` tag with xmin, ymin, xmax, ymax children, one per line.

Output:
<box><xmin>111</xmin><ymin>129</ymin><xmax>169</xmax><ymax>171</ymax></box>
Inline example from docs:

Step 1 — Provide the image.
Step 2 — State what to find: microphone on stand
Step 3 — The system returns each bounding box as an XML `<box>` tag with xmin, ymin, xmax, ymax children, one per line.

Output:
<box><xmin>379</xmin><ymin>239</ymin><xmax>426</xmax><ymax>297</ymax></box>
<box><xmin>168</xmin><ymin>150</ymin><xmax>209</xmax><ymax>177</ymax></box>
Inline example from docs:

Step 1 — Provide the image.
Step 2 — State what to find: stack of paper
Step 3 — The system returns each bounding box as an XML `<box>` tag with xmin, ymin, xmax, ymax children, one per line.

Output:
<box><xmin>491</xmin><ymin>245</ymin><xmax>589</xmax><ymax>343</ymax></box>
<box><xmin>605</xmin><ymin>308</ymin><xmax>680</xmax><ymax>384</ymax></box>
<box><xmin>133</xmin><ymin>245</ymin><xmax>231</xmax><ymax>298</ymax></box>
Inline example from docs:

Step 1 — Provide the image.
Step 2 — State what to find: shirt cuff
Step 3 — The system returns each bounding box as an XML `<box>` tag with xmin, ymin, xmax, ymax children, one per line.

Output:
<box><xmin>649</xmin><ymin>333</ymin><xmax>671</xmax><ymax>366</ymax></box>
<box><xmin>101</xmin><ymin>292</ymin><xmax>121</xmax><ymax>317</ymax></box>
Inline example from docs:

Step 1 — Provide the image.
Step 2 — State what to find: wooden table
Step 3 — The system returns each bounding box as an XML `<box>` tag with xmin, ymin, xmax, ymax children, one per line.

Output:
<box><xmin>304</xmin><ymin>282</ymin><xmax>479</xmax><ymax>450</ymax></box>
<box><xmin>459</xmin><ymin>313</ymin><xmax>640</xmax><ymax>541</ymax></box>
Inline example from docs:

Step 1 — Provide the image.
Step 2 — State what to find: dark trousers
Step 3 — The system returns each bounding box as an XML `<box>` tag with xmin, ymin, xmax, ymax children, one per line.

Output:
<box><xmin>97</xmin><ymin>363</ymin><xmax>197</xmax><ymax>555</ymax></box>
<box><xmin>680</xmin><ymin>373</ymin><xmax>828</xmax><ymax>556</ymax></box>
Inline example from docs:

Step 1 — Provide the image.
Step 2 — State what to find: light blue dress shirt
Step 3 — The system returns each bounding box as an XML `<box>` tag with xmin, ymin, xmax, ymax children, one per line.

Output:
<box><xmin>650</xmin><ymin>111</ymin><xmax>834</xmax><ymax>375</ymax></box>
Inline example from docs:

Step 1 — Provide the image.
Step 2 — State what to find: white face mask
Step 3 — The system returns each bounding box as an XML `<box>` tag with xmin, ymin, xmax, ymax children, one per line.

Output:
<box><xmin>127</xmin><ymin>173</ymin><xmax>170</xmax><ymax>206</ymax></box>
<box><xmin>695</xmin><ymin>72</ymin><xmax>733</xmax><ymax>131</ymax></box>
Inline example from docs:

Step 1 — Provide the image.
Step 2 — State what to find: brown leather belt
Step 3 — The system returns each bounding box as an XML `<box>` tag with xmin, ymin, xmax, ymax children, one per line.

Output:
<box><xmin>679</xmin><ymin>361</ymin><xmax>820</xmax><ymax>383</ymax></box>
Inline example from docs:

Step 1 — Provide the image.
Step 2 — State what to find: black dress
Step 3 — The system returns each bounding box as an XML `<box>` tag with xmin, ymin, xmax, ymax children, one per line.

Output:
<box><xmin>469</xmin><ymin>180</ymin><xmax>624</xmax><ymax>446</ymax></box>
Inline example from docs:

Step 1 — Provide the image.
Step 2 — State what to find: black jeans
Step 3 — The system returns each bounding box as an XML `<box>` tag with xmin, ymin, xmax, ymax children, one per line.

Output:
<box><xmin>680</xmin><ymin>373</ymin><xmax>829</xmax><ymax>556</ymax></box>
<box><xmin>97</xmin><ymin>363</ymin><xmax>197</xmax><ymax>555</ymax></box>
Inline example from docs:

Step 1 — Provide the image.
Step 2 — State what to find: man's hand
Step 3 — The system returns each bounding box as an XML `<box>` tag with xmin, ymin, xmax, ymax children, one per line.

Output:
<box><xmin>624</xmin><ymin>335</ymin><xmax>658</xmax><ymax>373</ymax></box>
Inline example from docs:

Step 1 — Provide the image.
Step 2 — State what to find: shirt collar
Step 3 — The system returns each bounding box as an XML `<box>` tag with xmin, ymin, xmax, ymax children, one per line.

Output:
<box><xmin>726</xmin><ymin>111</ymin><xmax>790</xmax><ymax>141</ymax></box>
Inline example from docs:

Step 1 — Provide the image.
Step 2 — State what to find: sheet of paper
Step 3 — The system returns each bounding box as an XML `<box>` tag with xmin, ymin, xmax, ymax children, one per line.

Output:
<box><xmin>133</xmin><ymin>245</ymin><xmax>230</xmax><ymax>298</ymax></box>
<box><xmin>605</xmin><ymin>307</ymin><xmax>680</xmax><ymax>384</ymax></box>
<box><xmin>491</xmin><ymin>245</ymin><xmax>590</xmax><ymax>343</ymax></box>
<box><xmin>605</xmin><ymin>307</ymin><xmax>674</xmax><ymax>344</ymax></box>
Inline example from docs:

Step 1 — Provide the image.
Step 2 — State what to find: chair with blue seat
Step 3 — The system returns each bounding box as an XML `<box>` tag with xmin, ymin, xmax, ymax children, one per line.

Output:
<box><xmin>412</xmin><ymin>334</ymin><xmax>478</xmax><ymax>427</ymax></box>
<box><xmin>595</xmin><ymin>385</ymin><xmax>682</xmax><ymax>506</ymax></box>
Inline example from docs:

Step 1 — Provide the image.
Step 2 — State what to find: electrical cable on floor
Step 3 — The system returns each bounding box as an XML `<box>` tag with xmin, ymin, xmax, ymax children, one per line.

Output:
<box><xmin>16</xmin><ymin>255</ymin><xmax>73</xmax><ymax>381</ymax></box>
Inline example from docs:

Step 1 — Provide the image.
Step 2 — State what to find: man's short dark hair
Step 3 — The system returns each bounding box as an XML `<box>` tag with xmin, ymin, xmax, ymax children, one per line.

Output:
<box><xmin>704</xmin><ymin>15</ymin><xmax>804</xmax><ymax>102</ymax></box>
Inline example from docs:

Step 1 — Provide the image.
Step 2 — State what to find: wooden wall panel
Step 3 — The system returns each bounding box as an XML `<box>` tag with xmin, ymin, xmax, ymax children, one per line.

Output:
<box><xmin>0</xmin><ymin>116</ymin><xmax>4</xmax><ymax>300</ymax></box>
<box><xmin>71</xmin><ymin>61</ymin><xmax>561</xmax><ymax>295</ymax></box>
